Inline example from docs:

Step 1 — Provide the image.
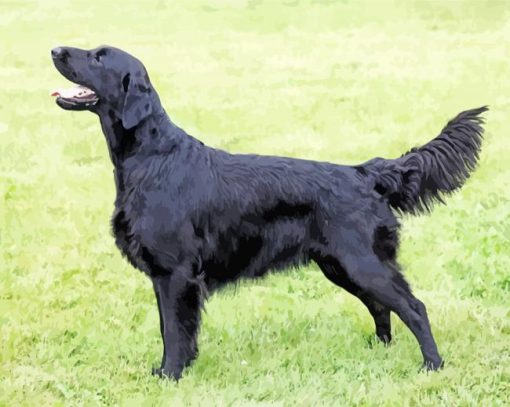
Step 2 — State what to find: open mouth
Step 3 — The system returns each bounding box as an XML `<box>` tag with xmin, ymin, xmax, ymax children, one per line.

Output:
<box><xmin>50</xmin><ymin>84</ymin><xmax>99</xmax><ymax>110</ymax></box>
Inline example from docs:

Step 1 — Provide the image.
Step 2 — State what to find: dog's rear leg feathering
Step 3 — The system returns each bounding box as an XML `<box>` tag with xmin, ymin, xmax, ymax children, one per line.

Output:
<box><xmin>348</xmin><ymin>107</ymin><xmax>487</xmax><ymax>370</ymax></box>
<box><xmin>362</xmin><ymin>106</ymin><xmax>488</xmax><ymax>214</ymax></box>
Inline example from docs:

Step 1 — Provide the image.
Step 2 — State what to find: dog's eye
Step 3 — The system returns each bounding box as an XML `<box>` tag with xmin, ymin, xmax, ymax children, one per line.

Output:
<box><xmin>94</xmin><ymin>49</ymin><xmax>107</xmax><ymax>62</ymax></box>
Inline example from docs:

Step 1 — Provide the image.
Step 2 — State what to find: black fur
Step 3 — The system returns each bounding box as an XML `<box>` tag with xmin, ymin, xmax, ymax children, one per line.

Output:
<box><xmin>362</xmin><ymin>107</ymin><xmax>487</xmax><ymax>214</ymax></box>
<box><xmin>51</xmin><ymin>45</ymin><xmax>487</xmax><ymax>380</ymax></box>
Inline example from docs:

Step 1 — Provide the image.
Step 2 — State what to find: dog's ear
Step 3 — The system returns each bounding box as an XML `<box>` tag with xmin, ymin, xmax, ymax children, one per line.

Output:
<box><xmin>121</xmin><ymin>72</ymin><xmax>153</xmax><ymax>129</ymax></box>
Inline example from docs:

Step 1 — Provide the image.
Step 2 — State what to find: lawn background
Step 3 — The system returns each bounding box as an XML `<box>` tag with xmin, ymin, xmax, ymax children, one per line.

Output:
<box><xmin>1</xmin><ymin>0</ymin><xmax>509</xmax><ymax>405</ymax></box>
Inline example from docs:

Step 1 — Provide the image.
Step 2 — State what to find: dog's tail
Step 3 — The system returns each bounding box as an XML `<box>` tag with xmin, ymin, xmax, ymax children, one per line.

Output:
<box><xmin>360</xmin><ymin>106</ymin><xmax>488</xmax><ymax>215</ymax></box>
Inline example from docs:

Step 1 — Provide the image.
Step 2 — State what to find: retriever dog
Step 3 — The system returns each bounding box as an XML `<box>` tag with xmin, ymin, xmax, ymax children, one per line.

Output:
<box><xmin>51</xmin><ymin>45</ymin><xmax>487</xmax><ymax>380</ymax></box>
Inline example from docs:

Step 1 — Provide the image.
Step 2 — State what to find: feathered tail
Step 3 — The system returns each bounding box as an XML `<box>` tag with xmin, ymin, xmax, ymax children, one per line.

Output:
<box><xmin>361</xmin><ymin>106</ymin><xmax>488</xmax><ymax>215</ymax></box>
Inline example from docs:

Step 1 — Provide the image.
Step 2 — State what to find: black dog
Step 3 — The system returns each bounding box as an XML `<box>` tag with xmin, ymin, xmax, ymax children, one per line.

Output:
<box><xmin>51</xmin><ymin>45</ymin><xmax>487</xmax><ymax>380</ymax></box>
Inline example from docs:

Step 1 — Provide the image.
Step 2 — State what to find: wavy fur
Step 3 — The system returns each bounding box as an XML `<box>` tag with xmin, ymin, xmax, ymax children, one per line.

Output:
<box><xmin>364</xmin><ymin>107</ymin><xmax>487</xmax><ymax>214</ymax></box>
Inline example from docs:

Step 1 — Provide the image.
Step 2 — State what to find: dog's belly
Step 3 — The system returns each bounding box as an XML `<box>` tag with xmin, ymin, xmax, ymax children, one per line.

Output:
<box><xmin>201</xmin><ymin>219</ymin><xmax>311</xmax><ymax>290</ymax></box>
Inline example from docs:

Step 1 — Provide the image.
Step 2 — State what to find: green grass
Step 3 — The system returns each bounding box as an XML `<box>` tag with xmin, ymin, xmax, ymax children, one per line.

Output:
<box><xmin>1</xmin><ymin>0</ymin><xmax>509</xmax><ymax>405</ymax></box>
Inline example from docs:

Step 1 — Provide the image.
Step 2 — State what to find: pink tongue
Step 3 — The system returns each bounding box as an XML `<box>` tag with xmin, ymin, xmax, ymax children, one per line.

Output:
<box><xmin>50</xmin><ymin>85</ymin><xmax>94</xmax><ymax>98</ymax></box>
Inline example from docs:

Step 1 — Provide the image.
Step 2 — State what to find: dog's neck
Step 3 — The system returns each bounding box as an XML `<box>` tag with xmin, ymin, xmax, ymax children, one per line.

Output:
<box><xmin>95</xmin><ymin>96</ymin><xmax>201</xmax><ymax>192</ymax></box>
<box><xmin>96</xmin><ymin>102</ymin><xmax>190</xmax><ymax>168</ymax></box>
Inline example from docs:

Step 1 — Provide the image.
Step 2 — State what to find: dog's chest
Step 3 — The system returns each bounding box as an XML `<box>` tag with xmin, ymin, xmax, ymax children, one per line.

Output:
<box><xmin>111</xmin><ymin>203</ymin><xmax>144</xmax><ymax>271</ymax></box>
<box><xmin>109</xmin><ymin>187</ymin><xmax>183</xmax><ymax>276</ymax></box>
<box><xmin>110</xmin><ymin>182</ymin><xmax>155</xmax><ymax>274</ymax></box>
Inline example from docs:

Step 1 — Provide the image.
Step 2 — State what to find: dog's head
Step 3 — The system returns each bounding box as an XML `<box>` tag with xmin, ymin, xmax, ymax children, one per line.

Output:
<box><xmin>51</xmin><ymin>45</ymin><xmax>154</xmax><ymax>129</ymax></box>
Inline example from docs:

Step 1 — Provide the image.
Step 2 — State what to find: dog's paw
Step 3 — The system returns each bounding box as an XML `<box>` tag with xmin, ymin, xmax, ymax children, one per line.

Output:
<box><xmin>152</xmin><ymin>366</ymin><xmax>182</xmax><ymax>381</ymax></box>
<box><xmin>421</xmin><ymin>358</ymin><xmax>444</xmax><ymax>372</ymax></box>
<box><xmin>366</xmin><ymin>333</ymin><xmax>392</xmax><ymax>348</ymax></box>
<box><xmin>378</xmin><ymin>333</ymin><xmax>392</xmax><ymax>346</ymax></box>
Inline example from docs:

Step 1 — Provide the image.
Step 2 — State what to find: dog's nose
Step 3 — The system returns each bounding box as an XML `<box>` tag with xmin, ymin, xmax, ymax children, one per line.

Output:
<box><xmin>52</xmin><ymin>47</ymin><xmax>70</xmax><ymax>63</ymax></box>
<box><xmin>51</xmin><ymin>47</ymin><xmax>63</xmax><ymax>58</ymax></box>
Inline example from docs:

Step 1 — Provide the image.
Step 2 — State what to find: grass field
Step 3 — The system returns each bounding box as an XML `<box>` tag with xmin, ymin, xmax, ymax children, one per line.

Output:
<box><xmin>1</xmin><ymin>0</ymin><xmax>509</xmax><ymax>405</ymax></box>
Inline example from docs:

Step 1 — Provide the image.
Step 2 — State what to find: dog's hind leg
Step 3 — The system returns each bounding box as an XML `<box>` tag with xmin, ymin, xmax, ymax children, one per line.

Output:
<box><xmin>315</xmin><ymin>256</ymin><xmax>392</xmax><ymax>344</ymax></box>
<box><xmin>343</xmin><ymin>251</ymin><xmax>442</xmax><ymax>370</ymax></box>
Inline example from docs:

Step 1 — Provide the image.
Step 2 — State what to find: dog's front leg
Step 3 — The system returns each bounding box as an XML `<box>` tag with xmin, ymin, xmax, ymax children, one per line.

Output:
<box><xmin>152</xmin><ymin>285</ymin><xmax>166</xmax><ymax>374</ymax></box>
<box><xmin>151</xmin><ymin>270</ymin><xmax>203</xmax><ymax>380</ymax></box>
